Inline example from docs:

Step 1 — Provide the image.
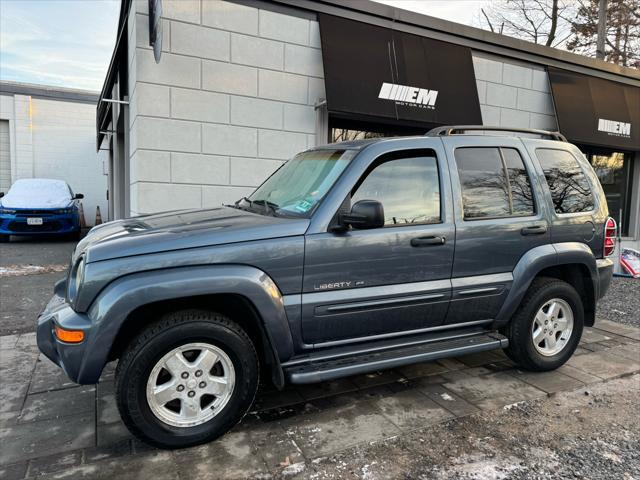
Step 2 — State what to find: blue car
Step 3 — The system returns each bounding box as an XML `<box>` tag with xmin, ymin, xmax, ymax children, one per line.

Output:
<box><xmin>0</xmin><ymin>178</ymin><xmax>84</xmax><ymax>242</ymax></box>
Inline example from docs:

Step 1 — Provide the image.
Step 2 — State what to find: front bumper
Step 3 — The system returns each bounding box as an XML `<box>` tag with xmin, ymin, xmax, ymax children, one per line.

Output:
<box><xmin>596</xmin><ymin>257</ymin><xmax>614</xmax><ymax>300</ymax></box>
<box><xmin>0</xmin><ymin>211</ymin><xmax>79</xmax><ymax>235</ymax></box>
<box><xmin>37</xmin><ymin>287</ymin><xmax>95</xmax><ymax>384</ymax></box>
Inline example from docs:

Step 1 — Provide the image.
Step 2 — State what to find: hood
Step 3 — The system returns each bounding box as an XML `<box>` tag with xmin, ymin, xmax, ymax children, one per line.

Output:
<box><xmin>78</xmin><ymin>207</ymin><xmax>310</xmax><ymax>263</ymax></box>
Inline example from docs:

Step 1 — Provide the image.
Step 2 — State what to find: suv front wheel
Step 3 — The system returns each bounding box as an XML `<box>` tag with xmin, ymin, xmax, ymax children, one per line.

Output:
<box><xmin>503</xmin><ymin>277</ymin><xmax>584</xmax><ymax>371</ymax></box>
<box><xmin>115</xmin><ymin>310</ymin><xmax>259</xmax><ymax>448</ymax></box>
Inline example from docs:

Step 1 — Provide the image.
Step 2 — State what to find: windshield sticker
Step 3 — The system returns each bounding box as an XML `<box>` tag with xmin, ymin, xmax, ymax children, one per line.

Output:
<box><xmin>293</xmin><ymin>200</ymin><xmax>314</xmax><ymax>213</ymax></box>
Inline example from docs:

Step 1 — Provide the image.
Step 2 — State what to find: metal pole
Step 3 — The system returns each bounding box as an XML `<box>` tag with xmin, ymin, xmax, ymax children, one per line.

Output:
<box><xmin>596</xmin><ymin>0</ymin><xmax>607</xmax><ymax>60</ymax></box>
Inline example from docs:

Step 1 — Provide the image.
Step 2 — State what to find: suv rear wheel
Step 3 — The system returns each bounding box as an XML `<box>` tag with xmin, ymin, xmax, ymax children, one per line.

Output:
<box><xmin>503</xmin><ymin>277</ymin><xmax>584</xmax><ymax>371</ymax></box>
<box><xmin>115</xmin><ymin>310</ymin><xmax>259</xmax><ymax>448</ymax></box>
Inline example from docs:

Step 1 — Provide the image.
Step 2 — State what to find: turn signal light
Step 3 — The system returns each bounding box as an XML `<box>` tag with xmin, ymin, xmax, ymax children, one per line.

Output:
<box><xmin>603</xmin><ymin>217</ymin><xmax>617</xmax><ymax>257</ymax></box>
<box><xmin>54</xmin><ymin>325</ymin><xmax>85</xmax><ymax>343</ymax></box>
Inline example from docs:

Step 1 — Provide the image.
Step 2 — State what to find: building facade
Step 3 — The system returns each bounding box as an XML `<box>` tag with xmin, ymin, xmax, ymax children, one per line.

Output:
<box><xmin>100</xmin><ymin>0</ymin><xmax>640</xmax><ymax>247</ymax></box>
<box><xmin>0</xmin><ymin>82</ymin><xmax>108</xmax><ymax>225</ymax></box>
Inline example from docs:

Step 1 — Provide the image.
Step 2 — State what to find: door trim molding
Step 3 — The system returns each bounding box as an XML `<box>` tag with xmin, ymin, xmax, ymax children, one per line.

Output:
<box><xmin>310</xmin><ymin>319</ymin><xmax>493</xmax><ymax>349</ymax></box>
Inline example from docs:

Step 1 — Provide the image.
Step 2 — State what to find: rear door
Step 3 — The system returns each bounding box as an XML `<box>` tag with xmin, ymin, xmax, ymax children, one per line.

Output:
<box><xmin>443</xmin><ymin>136</ymin><xmax>551</xmax><ymax>324</ymax></box>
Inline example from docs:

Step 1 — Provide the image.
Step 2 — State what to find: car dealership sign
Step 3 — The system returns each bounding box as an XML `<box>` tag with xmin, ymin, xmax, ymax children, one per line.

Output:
<box><xmin>378</xmin><ymin>82</ymin><xmax>438</xmax><ymax>109</ymax></box>
<box><xmin>548</xmin><ymin>67</ymin><xmax>639</xmax><ymax>150</ymax></box>
<box><xmin>319</xmin><ymin>14</ymin><xmax>481</xmax><ymax>126</ymax></box>
<box><xmin>598</xmin><ymin>119</ymin><xmax>631</xmax><ymax>138</ymax></box>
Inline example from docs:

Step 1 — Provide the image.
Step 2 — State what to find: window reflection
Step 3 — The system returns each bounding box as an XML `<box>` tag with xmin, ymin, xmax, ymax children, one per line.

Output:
<box><xmin>536</xmin><ymin>149</ymin><xmax>595</xmax><ymax>214</ymax></box>
<box><xmin>455</xmin><ymin>147</ymin><xmax>534</xmax><ymax>219</ymax></box>
<box><xmin>352</xmin><ymin>156</ymin><xmax>440</xmax><ymax>225</ymax></box>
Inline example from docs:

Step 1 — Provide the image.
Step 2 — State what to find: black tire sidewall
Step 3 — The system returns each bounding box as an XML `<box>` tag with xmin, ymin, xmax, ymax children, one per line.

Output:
<box><xmin>517</xmin><ymin>281</ymin><xmax>584</xmax><ymax>370</ymax></box>
<box><xmin>117</xmin><ymin>319</ymin><xmax>258</xmax><ymax>448</ymax></box>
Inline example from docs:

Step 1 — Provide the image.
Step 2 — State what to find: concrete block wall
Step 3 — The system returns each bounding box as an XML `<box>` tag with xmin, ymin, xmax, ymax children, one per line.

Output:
<box><xmin>472</xmin><ymin>51</ymin><xmax>557</xmax><ymax>131</ymax></box>
<box><xmin>128</xmin><ymin>0</ymin><xmax>325</xmax><ymax>216</ymax></box>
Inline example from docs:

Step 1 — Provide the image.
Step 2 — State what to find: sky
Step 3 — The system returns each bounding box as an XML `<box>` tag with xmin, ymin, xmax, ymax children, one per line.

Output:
<box><xmin>0</xmin><ymin>0</ymin><xmax>490</xmax><ymax>92</ymax></box>
<box><xmin>0</xmin><ymin>0</ymin><xmax>121</xmax><ymax>92</ymax></box>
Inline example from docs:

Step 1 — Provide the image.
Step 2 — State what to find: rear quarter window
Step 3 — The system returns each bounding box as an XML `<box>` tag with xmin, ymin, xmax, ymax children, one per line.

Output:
<box><xmin>535</xmin><ymin>149</ymin><xmax>595</xmax><ymax>214</ymax></box>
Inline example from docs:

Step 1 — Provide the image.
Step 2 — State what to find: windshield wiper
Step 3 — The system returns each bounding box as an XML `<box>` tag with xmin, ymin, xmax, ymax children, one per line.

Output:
<box><xmin>233</xmin><ymin>197</ymin><xmax>255</xmax><ymax>211</ymax></box>
<box><xmin>252</xmin><ymin>199</ymin><xmax>279</xmax><ymax>216</ymax></box>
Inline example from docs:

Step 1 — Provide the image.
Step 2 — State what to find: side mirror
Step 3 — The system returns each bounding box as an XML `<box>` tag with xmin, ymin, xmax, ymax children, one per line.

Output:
<box><xmin>74</xmin><ymin>193</ymin><xmax>84</xmax><ymax>200</ymax></box>
<box><xmin>0</xmin><ymin>192</ymin><xmax>4</xmax><ymax>198</ymax></box>
<box><xmin>340</xmin><ymin>200</ymin><xmax>384</xmax><ymax>230</ymax></box>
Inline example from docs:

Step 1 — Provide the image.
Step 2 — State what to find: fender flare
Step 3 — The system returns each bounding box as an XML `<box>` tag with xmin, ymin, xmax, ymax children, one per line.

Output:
<box><xmin>494</xmin><ymin>242</ymin><xmax>597</xmax><ymax>328</ymax></box>
<box><xmin>77</xmin><ymin>265</ymin><xmax>294</xmax><ymax>384</ymax></box>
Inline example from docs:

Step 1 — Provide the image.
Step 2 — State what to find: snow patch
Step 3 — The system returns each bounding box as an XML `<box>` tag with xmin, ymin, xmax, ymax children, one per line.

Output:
<box><xmin>282</xmin><ymin>461</ymin><xmax>306</xmax><ymax>476</ymax></box>
<box><xmin>0</xmin><ymin>264</ymin><xmax>67</xmax><ymax>277</ymax></box>
<box><xmin>503</xmin><ymin>401</ymin><xmax>525</xmax><ymax>411</ymax></box>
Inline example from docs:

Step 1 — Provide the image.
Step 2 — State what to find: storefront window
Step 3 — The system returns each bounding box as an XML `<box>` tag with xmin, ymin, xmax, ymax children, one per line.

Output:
<box><xmin>331</xmin><ymin>128</ymin><xmax>386</xmax><ymax>143</ymax></box>
<box><xmin>581</xmin><ymin>147</ymin><xmax>634</xmax><ymax>236</ymax></box>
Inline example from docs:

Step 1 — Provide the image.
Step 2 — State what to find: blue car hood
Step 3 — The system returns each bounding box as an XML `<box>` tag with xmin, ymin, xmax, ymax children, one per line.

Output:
<box><xmin>78</xmin><ymin>207</ymin><xmax>310</xmax><ymax>263</ymax></box>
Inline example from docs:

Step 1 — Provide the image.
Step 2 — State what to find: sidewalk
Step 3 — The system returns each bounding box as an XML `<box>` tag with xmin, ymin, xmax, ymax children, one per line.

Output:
<box><xmin>1</xmin><ymin>319</ymin><xmax>639</xmax><ymax>479</ymax></box>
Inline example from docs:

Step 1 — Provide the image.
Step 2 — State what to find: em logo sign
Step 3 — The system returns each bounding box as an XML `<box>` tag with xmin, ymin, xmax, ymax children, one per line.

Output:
<box><xmin>378</xmin><ymin>82</ymin><xmax>438</xmax><ymax>109</ymax></box>
<box><xmin>598</xmin><ymin>118</ymin><xmax>631</xmax><ymax>138</ymax></box>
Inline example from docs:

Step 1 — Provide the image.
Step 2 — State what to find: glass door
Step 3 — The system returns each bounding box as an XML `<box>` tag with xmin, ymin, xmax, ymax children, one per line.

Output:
<box><xmin>580</xmin><ymin>146</ymin><xmax>634</xmax><ymax>236</ymax></box>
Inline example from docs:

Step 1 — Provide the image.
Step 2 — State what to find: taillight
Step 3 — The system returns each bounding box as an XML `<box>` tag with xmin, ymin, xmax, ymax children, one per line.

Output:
<box><xmin>604</xmin><ymin>217</ymin><xmax>617</xmax><ymax>257</ymax></box>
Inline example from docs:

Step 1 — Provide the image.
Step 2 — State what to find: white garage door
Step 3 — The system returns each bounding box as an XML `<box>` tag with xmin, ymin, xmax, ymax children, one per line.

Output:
<box><xmin>0</xmin><ymin>120</ymin><xmax>10</xmax><ymax>193</ymax></box>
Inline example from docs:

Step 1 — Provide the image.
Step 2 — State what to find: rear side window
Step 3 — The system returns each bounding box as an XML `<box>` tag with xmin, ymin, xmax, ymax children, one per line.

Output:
<box><xmin>455</xmin><ymin>147</ymin><xmax>535</xmax><ymax>219</ymax></box>
<box><xmin>536</xmin><ymin>149</ymin><xmax>595</xmax><ymax>214</ymax></box>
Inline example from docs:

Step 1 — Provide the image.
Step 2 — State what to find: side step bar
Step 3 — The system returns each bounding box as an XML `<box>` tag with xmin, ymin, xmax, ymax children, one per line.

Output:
<box><xmin>284</xmin><ymin>332</ymin><xmax>508</xmax><ymax>384</ymax></box>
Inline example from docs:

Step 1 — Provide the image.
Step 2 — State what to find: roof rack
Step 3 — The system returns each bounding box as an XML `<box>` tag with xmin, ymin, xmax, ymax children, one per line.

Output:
<box><xmin>426</xmin><ymin>125</ymin><xmax>567</xmax><ymax>142</ymax></box>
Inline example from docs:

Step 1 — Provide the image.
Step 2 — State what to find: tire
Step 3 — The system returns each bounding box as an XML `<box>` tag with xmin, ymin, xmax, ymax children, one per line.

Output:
<box><xmin>0</xmin><ymin>234</ymin><xmax>9</xmax><ymax>243</ymax></box>
<box><xmin>115</xmin><ymin>309</ymin><xmax>259</xmax><ymax>449</ymax></box>
<box><xmin>503</xmin><ymin>277</ymin><xmax>584</xmax><ymax>372</ymax></box>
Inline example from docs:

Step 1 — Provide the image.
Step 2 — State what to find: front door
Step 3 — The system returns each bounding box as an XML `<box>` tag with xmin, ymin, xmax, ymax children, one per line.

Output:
<box><xmin>442</xmin><ymin>137</ymin><xmax>551</xmax><ymax>324</ymax></box>
<box><xmin>302</xmin><ymin>148</ymin><xmax>454</xmax><ymax>345</ymax></box>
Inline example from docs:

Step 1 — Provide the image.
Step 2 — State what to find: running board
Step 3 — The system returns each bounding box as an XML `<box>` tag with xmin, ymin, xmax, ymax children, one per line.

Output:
<box><xmin>285</xmin><ymin>332</ymin><xmax>508</xmax><ymax>384</ymax></box>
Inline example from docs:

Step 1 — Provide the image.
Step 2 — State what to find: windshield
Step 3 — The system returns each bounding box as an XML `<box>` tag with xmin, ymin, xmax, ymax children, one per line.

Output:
<box><xmin>245</xmin><ymin>149</ymin><xmax>356</xmax><ymax>217</ymax></box>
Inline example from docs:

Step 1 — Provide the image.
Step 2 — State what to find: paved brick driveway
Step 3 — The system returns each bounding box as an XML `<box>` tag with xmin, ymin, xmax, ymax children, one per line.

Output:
<box><xmin>1</xmin><ymin>319</ymin><xmax>638</xmax><ymax>479</ymax></box>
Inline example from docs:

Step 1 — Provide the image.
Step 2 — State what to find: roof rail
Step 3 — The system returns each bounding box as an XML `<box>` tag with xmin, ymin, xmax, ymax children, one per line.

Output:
<box><xmin>426</xmin><ymin>125</ymin><xmax>567</xmax><ymax>142</ymax></box>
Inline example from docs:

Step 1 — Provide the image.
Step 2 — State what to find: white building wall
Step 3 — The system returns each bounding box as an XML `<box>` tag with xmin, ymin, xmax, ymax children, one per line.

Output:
<box><xmin>0</xmin><ymin>90</ymin><xmax>107</xmax><ymax>226</ymax></box>
<box><xmin>128</xmin><ymin>0</ymin><xmax>325</xmax><ymax>215</ymax></box>
<box><xmin>472</xmin><ymin>51</ymin><xmax>558</xmax><ymax>131</ymax></box>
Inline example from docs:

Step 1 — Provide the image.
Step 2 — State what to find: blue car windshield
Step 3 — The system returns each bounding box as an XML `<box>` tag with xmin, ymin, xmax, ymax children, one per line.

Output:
<box><xmin>246</xmin><ymin>149</ymin><xmax>357</xmax><ymax>217</ymax></box>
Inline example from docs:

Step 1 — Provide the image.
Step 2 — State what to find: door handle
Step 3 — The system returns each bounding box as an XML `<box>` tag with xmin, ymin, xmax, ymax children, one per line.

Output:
<box><xmin>521</xmin><ymin>225</ymin><xmax>547</xmax><ymax>236</ymax></box>
<box><xmin>411</xmin><ymin>236</ymin><xmax>446</xmax><ymax>247</ymax></box>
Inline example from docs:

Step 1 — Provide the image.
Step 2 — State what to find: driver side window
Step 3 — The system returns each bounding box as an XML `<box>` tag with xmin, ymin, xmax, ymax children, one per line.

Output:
<box><xmin>352</xmin><ymin>155</ymin><xmax>441</xmax><ymax>226</ymax></box>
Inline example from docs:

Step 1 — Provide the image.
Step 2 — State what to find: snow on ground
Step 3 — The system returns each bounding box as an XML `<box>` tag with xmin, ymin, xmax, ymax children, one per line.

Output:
<box><xmin>0</xmin><ymin>264</ymin><xmax>67</xmax><ymax>277</ymax></box>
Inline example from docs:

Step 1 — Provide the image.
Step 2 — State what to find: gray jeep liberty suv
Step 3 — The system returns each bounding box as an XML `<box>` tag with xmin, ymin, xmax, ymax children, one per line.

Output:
<box><xmin>37</xmin><ymin>126</ymin><xmax>615</xmax><ymax>448</ymax></box>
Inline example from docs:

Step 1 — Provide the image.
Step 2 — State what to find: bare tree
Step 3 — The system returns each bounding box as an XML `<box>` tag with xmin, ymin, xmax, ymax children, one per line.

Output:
<box><xmin>567</xmin><ymin>0</ymin><xmax>640</xmax><ymax>68</ymax></box>
<box><xmin>475</xmin><ymin>0</ymin><xmax>573</xmax><ymax>47</ymax></box>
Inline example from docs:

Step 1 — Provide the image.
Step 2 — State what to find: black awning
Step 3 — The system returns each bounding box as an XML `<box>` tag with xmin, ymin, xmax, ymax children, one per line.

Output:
<box><xmin>548</xmin><ymin>67</ymin><xmax>640</xmax><ymax>151</ymax></box>
<box><xmin>318</xmin><ymin>14</ymin><xmax>481</xmax><ymax>128</ymax></box>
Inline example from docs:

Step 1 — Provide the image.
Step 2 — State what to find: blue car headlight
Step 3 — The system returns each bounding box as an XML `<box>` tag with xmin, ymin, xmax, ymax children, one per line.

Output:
<box><xmin>55</xmin><ymin>208</ymin><xmax>75</xmax><ymax>214</ymax></box>
<box><xmin>0</xmin><ymin>208</ymin><xmax>16</xmax><ymax>214</ymax></box>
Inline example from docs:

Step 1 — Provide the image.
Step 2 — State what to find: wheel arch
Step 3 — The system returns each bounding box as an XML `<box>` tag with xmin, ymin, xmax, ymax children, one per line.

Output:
<box><xmin>108</xmin><ymin>293</ymin><xmax>286</xmax><ymax>388</ymax></box>
<box><xmin>494</xmin><ymin>243</ymin><xmax>598</xmax><ymax>328</ymax></box>
<box><xmin>78</xmin><ymin>265</ymin><xmax>293</xmax><ymax>387</ymax></box>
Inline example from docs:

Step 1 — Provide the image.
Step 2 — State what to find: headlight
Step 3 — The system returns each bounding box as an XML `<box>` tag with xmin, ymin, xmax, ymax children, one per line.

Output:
<box><xmin>0</xmin><ymin>208</ymin><xmax>16</xmax><ymax>214</ymax></box>
<box><xmin>67</xmin><ymin>256</ymin><xmax>85</xmax><ymax>305</ymax></box>
<box><xmin>55</xmin><ymin>208</ymin><xmax>74</xmax><ymax>214</ymax></box>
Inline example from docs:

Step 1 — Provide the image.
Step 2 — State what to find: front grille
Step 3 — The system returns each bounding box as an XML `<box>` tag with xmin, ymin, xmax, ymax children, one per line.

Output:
<box><xmin>15</xmin><ymin>210</ymin><xmax>56</xmax><ymax>217</ymax></box>
<box><xmin>8</xmin><ymin>221</ymin><xmax>62</xmax><ymax>232</ymax></box>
